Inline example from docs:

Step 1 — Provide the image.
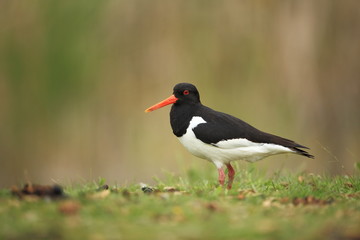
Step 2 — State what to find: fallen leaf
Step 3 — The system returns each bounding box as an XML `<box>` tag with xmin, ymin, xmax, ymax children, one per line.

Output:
<box><xmin>345</xmin><ymin>193</ymin><xmax>360</xmax><ymax>199</ymax></box>
<box><xmin>279</xmin><ymin>197</ymin><xmax>290</xmax><ymax>204</ymax></box>
<box><xmin>237</xmin><ymin>193</ymin><xmax>246</xmax><ymax>200</ymax></box>
<box><xmin>262</xmin><ymin>197</ymin><xmax>276</xmax><ymax>207</ymax></box>
<box><xmin>173</xmin><ymin>191</ymin><xmax>188</xmax><ymax>196</ymax></box>
<box><xmin>236</xmin><ymin>189</ymin><xmax>256</xmax><ymax>200</ymax></box>
<box><xmin>11</xmin><ymin>183</ymin><xmax>65</xmax><ymax>200</ymax></box>
<box><xmin>89</xmin><ymin>189</ymin><xmax>110</xmax><ymax>199</ymax></box>
<box><xmin>205</xmin><ymin>202</ymin><xmax>220</xmax><ymax>212</ymax></box>
<box><xmin>59</xmin><ymin>200</ymin><xmax>81</xmax><ymax>215</ymax></box>
<box><xmin>292</xmin><ymin>196</ymin><xmax>333</xmax><ymax>206</ymax></box>
<box><xmin>298</xmin><ymin>176</ymin><xmax>304</xmax><ymax>183</ymax></box>
<box><xmin>163</xmin><ymin>186</ymin><xmax>178</xmax><ymax>192</ymax></box>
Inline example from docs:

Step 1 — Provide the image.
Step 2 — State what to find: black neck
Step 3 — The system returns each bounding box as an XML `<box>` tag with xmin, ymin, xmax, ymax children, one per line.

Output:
<box><xmin>170</xmin><ymin>102</ymin><xmax>201</xmax><ymax>137</ymax></box>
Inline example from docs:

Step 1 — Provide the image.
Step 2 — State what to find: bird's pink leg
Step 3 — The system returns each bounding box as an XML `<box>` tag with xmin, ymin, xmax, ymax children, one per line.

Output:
<box><xmin>217</xmin><ymin>167</ymin><xmax>226</xmax><ymax>186</ymax></box>
<box><xmin>226</xmin><ymin>163</ymin><xmax>235</xmax><ymax>189</ymax></box>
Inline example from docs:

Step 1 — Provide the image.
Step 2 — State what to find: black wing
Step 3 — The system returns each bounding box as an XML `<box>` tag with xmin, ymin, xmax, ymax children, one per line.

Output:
<box><xmin>193</xmin><ymin>106</ymin><xmax>314</xmax><ymax>158</ymax></box>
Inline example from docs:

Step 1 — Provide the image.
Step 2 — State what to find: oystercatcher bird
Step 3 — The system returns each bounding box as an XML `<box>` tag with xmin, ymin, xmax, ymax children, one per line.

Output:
<box><xmin>145</xmin><ymin>83</ymin><xmax>314</xmax><ymax>189</ymax></box>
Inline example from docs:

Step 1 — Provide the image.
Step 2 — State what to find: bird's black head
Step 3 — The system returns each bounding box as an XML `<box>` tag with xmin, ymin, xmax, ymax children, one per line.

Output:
<box><xmin>173</xmin><ymin>83</ymin><xmax>201</xmax><ymax>105</ymax></box>
<box><xmin>144</xmin><ymin>83</ymin><xmax>200</xmax><ymax>113</ymax></box>
<box><xmin>144</xmin><ymin>83</ymin><xmax>202</xmax><ymax>136</ymax></box>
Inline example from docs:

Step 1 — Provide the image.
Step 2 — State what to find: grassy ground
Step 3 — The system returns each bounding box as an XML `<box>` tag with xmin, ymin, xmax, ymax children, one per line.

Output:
<box><xmin>0</xmin><ymin>168</ymin><xmax>359</xmax><ymax>240</ymax></box>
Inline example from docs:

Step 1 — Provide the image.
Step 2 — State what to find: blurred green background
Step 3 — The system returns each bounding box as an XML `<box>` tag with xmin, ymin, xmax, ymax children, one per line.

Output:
<box><xmin>1</xmin><ymin>1</ymin><xmax>359</xmax><ymax>188</ymax></box>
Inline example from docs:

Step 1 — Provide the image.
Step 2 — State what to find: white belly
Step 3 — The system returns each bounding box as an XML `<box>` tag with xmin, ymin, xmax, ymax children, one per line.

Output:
<box><xmin>177</xmin><ymin>116</ymin><xmax>294</xmax><ymax>164</ymax></box>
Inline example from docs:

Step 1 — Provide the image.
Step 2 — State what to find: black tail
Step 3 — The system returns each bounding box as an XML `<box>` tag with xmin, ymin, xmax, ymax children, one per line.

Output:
<box><xmin>293</xmin><ymin>146</ymin><xmax>314</xmax><ymax>159</ymax></box>
<box><xmin>262</xmin><ymin>132</ymin><xmax>314</xmax><ymax>159</ymax></box>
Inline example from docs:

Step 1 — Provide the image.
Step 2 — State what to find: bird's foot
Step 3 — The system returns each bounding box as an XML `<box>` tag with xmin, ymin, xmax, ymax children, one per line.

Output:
<box><xmin>226</xmin><ymin>163</ymin><xmax>235</xmax><ymax>190</ymax></box>
<box><xmin>217</xmin><ymin>168</ymin><xmax>226</xmax><ymax>186</ymax></box>
<box><xmin>217</xmin><ymin>164</ymin><xmax>236</xmax><ymax>189</ymax></box>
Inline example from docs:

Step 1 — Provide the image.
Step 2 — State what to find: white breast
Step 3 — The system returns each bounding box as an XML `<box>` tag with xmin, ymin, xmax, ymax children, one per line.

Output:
<box><xmin>177</xmin><ymin>116</ymin><xmax>294</xmax><ymax>165</ymax></box>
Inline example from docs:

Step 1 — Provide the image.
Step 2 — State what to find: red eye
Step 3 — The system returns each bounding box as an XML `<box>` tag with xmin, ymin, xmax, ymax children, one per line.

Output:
<box><xmin>183</xmin><ymin>90</ymin><xmax>189</xmax><ymax>95</ymax></box>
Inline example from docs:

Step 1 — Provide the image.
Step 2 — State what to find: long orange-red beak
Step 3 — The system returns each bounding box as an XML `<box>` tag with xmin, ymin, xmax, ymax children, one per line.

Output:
<box><xmin>145</xmin><ymin>94</ymin><xmax>178</xmax><ymax>112</ymax></box>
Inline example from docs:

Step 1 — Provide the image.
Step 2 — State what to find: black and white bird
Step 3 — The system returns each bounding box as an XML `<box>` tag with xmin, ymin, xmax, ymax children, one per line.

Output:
<box><xmin>145</xmin><ymin>83</ymin><xmax>314</xmax><ymax>189</ymax></box>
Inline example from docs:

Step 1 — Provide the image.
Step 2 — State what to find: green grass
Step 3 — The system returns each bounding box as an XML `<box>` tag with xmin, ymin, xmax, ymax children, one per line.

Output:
<box><xmin>0</xmin><ymin>169</ymin><xmax>359</xmax><ymax>240</ymax></box>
